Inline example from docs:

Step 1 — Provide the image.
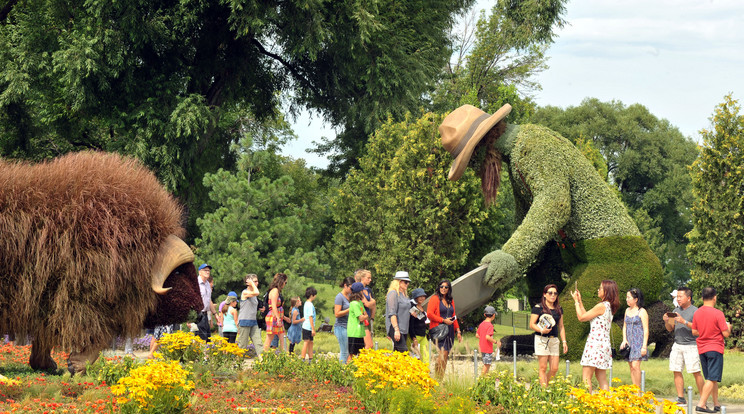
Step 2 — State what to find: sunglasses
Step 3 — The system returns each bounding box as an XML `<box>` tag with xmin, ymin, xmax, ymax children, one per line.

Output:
<box><xmin>439</xmin><ymin>285</ymin><xmax>450</xmax><ymax>289</ymax></box>
<box><xmin>546</xmin><ymin>291</ymin><xmax>558</xmax><ymax>296</ymax></box>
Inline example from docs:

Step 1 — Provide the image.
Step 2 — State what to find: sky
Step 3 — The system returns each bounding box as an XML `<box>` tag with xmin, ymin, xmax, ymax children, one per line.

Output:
<box><xmin>282</xmin><ymin>0</ymin><xmax>744</xmax><ymax>168</ymax></box>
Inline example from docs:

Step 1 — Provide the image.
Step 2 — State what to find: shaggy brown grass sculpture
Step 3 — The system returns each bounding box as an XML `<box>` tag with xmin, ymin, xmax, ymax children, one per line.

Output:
<box><xmin>0</xmin><ymin>151</ymin><xmax>203</xmax><ymax>373</ymax></box>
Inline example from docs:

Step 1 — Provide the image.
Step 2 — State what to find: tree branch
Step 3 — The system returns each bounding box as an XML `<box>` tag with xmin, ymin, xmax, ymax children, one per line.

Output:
<box><xmin>249</xmin><ymin>38</ymin><xmax>320</xmax><ymax>97</ymax></box>
<box><xmin>0</xmin><ymin>0</ymin><xmax>19</xmax><ymax>23</ymax></box>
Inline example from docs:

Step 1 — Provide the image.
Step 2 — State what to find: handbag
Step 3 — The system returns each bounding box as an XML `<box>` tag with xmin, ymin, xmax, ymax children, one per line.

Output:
<box><xmin>616</xmin><ymin>344</ymin><xmax>631</xmax><ymax>359</ymax></box>
<box><xmin>429</xmin><ymin>323</ymin><xmax>449</xmax><ymax>341</ymax></box>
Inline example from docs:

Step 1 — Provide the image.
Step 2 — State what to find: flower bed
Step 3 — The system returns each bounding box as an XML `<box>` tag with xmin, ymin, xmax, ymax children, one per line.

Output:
<box><xmin>0</xmin><ymin>340</ymin><xmax>691</xmax><ymax>413</ymax></box>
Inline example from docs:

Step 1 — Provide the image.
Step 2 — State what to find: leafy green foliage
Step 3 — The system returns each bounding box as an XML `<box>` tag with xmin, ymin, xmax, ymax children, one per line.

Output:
<box><xmin>253</xmin><ymin>352</ymin><xmax>354</xmax><ymax>386</ymax></box>
<box><xmin>429</xmin><ymin>0</ymin><xmax>567</xmax><ymax>121</ymax></box>
<box><xmin>87</xmin><ymin>356</ymin><xmax>142</xmax><ymax>386</ymax></box>
<box><xmin>532</xmin><ymin>99</ymin><xmax>699</xmax><ymax>290</ymax></box>
<box><xmin>0</xmin><ymin>0</ymin><xmax>475</xmax><ymax>233</ymax></box>
<box><xmin>687</xmin><ymin>94</ymin><xmax>744</xmax><ymax>346</ymax></box>
<box><xmin>195</xmin><ymin>141</ymin><xmax>331</xmax><ymax>293</ymax></box>
<box><xmin>471</xmin><ymin>370</ymin><xmax>575</xmax><ymax>413</ymax></box>
<box><xmin>328</xmin><ymin>112</ymin><xmax>513</xmax><ymax>298</ymax></box>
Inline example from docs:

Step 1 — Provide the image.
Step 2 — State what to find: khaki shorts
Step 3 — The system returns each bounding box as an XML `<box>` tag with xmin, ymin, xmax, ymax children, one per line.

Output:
<box><xmin>534</xmin><ymin>335</ymin><xmax>560</xmax><ymax>356</ymax></box>
<box><xmin>669</xmin><ymin>342</ymin><xmax>701</xmax><ymax>373</ymax></box>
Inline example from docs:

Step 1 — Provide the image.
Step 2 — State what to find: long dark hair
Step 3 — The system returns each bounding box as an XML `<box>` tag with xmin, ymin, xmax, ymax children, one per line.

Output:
<box><xmin>477</xmin><ymin>121</ymin><xmax>507</xmax><ymax>206</ymax></box>
<box><xmin>601</xmin><ymin>280</ymin><xmax>620</xmax><ymax>314</ymax></box>
<box><xmin>540</xmin><ymin>284</ymin><xmax>562</xmax><ymax>314</ymax></box>
<box><xmin>435</xmin><ymin>279</ymin><xmax>453</xmax><ymax>304</ymax></box>
<box><xmin>627</xmin><ymin>287</ymin><xmax>644</xmax><ymax>309</ymax></box>
<box><xmin>268</xmin><ymin>272</ymin><xmax>288</xmax><ymax>292</ymax></box>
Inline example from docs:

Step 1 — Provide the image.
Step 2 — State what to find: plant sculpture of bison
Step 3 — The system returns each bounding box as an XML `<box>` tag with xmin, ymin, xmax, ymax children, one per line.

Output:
<box><xmin>0</xmin><ymin>152</ymin><xmax>203</xmax><ymax>373</ymax></box>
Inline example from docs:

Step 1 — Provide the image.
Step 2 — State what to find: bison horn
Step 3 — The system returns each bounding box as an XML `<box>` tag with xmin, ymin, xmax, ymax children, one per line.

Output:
<box><xmin>151</xmin><ymin>235</ymin><xmax>194</xmax><ymax>295</ymax></box>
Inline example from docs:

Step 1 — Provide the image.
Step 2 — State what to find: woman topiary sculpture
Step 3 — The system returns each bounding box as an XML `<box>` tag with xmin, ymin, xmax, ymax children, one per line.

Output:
<box><xmin>440</xmin><ymin>104</ymin><xmax>664</xmax><ymax>359</ymax></box>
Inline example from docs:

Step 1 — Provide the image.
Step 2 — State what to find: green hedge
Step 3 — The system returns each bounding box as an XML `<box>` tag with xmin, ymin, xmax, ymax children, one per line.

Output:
<box><xmin>558</xmin><ymin>236</ymin><xmax>664</xmax><ymax>361</ymax></box>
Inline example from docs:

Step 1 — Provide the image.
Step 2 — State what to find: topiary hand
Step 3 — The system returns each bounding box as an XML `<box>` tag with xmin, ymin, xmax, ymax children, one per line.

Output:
<box><xmin>480</xmin><ymin>249</ymin><xmax>519</xmax><ymax>287</ymax></box>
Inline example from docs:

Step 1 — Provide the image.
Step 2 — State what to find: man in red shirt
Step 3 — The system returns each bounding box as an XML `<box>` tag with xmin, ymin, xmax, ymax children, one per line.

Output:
<box><xmin>691</xmin><ymin>287</ymin><xmax>731</xmax><ymax>413</ymax></box>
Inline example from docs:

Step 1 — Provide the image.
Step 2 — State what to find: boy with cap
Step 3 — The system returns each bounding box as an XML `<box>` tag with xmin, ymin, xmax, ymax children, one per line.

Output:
<box><xmin>347</xmin><ymin>282</ymin><xmax>369</xmax><ymax>358</ymax></box>
<box><xmin>408</xmin><ymin>288</ymin><xmax>430</xmax><ymax>365</ymax></box>
<box><xmin>476</xmin><ymin>305</ymin><xmax>501</xmax><ymax>375</ymax></box>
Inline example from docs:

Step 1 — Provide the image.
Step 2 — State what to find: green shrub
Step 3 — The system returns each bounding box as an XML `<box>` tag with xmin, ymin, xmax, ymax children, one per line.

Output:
<box><xmin>253</xmin><ymin>352</ymin><xmax>353</xmax><ymax>386</ymax></box>
<box><xmin>86</xmin><ymin>355</ymin><xmax>142</xmax><ymax>385</ymax></box>
<box><xmin>471</xmin><ymin>370</ymin><xmax>575</xmax><ymax>413</ymax></box>
<box><xmin>387</xmin><ymin>387</ymin><xmax>437</xmax><ymax>414</ymax></box>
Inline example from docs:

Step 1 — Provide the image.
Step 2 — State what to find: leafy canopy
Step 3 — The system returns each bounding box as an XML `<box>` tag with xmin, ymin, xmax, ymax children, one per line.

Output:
<box><xmin>0</xmin><ymin>0</ymin><xmax>476</xmax><ymax>234</ymax></box>
<box><xmin>195</xmin><ymin>137</ymin><xmax>331</xmax><ymax>295</ymax></box>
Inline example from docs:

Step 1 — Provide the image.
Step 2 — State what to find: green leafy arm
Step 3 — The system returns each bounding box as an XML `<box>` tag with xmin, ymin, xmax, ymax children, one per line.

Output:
<box><xmin>482</xmin><ymin>140</ymin><xmax>571</xmax><ymax>286</ymax></box>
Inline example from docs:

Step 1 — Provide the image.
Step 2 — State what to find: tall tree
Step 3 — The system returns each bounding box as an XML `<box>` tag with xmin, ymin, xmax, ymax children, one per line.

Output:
<box><xmin>318</xmin><ymin>0</ymin><xmax>568</xmax><ymax>176</ymax></box>
<box><xmin>195</xmin><ymin>137</ymin><xmax>331</xmax><ymax>294</ymax></box>
<box><xmin>0</xmin><ymin>0</ymin><xmax>474</xmax><ymax>230</ymax></box>
<box><xmin>328</xmin><ymin>112</ymin><xmax>514</xmax><ymax>299</ymax></box>
<box><xmin>429</xmin><ymin>0</ymin><xmax>567</xmax><ymax>120</ymax></box>
<box><xmin>687</xmin><ymin>94</ymin><xmax>744</xmax><ymax>345</ymax></box>
<box><xmin>533</xmin><ymin>99</ymin><xmax>699</xmax><ymax>291</ymax></box>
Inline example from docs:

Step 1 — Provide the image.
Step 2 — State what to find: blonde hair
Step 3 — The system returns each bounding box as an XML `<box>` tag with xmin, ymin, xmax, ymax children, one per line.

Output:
<box><xmin>387</xmin><ymin>280</ymin><xmax>408</xmax><ymax>297</ymax></box>
<box><xmin>290</xmin><ymin>296</ymin><xmax>301</xmax><ymax>308</ymax></box>
<box><xmin>354</xmin><ymin>269</ymin><xmax>371</xmax><ymax>282</ymax></box>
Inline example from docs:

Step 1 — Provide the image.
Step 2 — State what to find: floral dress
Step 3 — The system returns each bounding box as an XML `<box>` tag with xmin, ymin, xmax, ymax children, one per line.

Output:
<box><xmin>580</xmin><ymin>301</ymin><xmax>612</xmax><ymax>369</ymax></box>
<box><xmin>625</xmin><ymin>313</ymin><xmax>648</xmax><ymax>361</ymax></box>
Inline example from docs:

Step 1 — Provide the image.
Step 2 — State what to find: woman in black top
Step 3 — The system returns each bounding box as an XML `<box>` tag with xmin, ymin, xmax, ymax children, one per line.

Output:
<box><xmin>408</xmin><ymin>288</ymin><xmax>429</xmax><ymax>365</ymax></box>
<box><xmin>529</xmin><ymin>284</ymin><xmax>567</xmax><ymax>386</ymax></box>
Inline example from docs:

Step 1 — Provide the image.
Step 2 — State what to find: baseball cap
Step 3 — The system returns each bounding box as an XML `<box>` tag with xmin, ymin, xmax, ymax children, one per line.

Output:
<box><xmin>484</xmin><ymin>305</ymin><xmax>496</xmax><ymax>316</ymax></box>
<box><xmin>198</xmin><ymin>264</ymin><xmax>212</xmax><ymax>271</ymax></box>
<box><xmin>350</xmin><ymin>282</ymin><xmax>365</xmax><ymax>293</ymax></box>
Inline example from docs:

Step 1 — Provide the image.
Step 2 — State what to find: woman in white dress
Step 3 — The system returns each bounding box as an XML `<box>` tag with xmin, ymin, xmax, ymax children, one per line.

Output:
<box><xmin>570</xmin><ymin>280</ymin><xmax>620</xmax><ymax>392</ymax></box>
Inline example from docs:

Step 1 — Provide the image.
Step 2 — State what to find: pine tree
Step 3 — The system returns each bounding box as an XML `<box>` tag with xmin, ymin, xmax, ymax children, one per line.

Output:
<box><xmin>687</xmin><ymin>94</ymin><xmax>744</xmax><ymax>345</ymax></box>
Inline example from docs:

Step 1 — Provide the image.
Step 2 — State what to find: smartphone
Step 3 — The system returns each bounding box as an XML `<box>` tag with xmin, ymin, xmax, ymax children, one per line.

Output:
<box><xmin>666</xmin><ymin>312</ymin><xmax>678</xmax><ymax>318</ymax></box>
<box><xmin>451</xmin><ymin>316</ymin><xmax>457</xmax><ymax>321</ymax></box>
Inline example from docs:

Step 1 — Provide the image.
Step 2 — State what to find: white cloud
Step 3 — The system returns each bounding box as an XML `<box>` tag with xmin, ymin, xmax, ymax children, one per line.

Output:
<box><xmin>533</xmin><ymin>0</ymin><xmax>744</xmax><ymax>140</ymax></box>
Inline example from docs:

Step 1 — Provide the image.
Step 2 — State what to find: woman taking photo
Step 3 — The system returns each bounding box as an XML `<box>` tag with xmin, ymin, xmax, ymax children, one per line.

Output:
<box><xmin>334</xmin><ymin>276</ymin><xmax>355</xmax><ymax>363</ymax></box>
<box><xmin>620</xmin><ymin>287</ymin><xmax>649</xmax><ymax>387</ymax></box>
<box><xmin>263</xmin><ymin>272</ymin><xmax>289</xmax><ymax>353</ymax></box>
<box><xmin>427</xmin><ymin>279</ymin><xmax>462</xmax><ymax>378</ymax></box>
<box><xmin>570</xmin><ymin>279</ymin><xmax>619</xmax><ymax>393</ymax></box>
<box><xmin>385</xmin><ymin>271</ymin><xmax>412</xmax><ymax>353</ymax></box>
<box><xmin>530</xmin><ymin>284</ymin><xmax>567</xmax><ymax>386</ymax></box>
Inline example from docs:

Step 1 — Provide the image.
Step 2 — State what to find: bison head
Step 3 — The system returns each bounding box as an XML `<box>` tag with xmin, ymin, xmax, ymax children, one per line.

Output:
<box><xmin>144</xmin><ymin>235</ymin><xmax>203</xmax><ymax>328</ymax></box>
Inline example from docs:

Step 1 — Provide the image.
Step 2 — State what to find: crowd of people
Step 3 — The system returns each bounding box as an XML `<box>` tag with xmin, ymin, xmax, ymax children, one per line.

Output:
<box><xmin>565</xmin><ymin>280</ymin><xmax>730</xmax><ymax>412</ymax></box>
<box><xmin>193</xmin><ymin>263</ymin><xmax>732</xmax><ymax>406</ymax></box>
<box><xmin>194</xmin><ymin>266</ymin><xmax>470</xmax><ymax>377</ymax></box>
